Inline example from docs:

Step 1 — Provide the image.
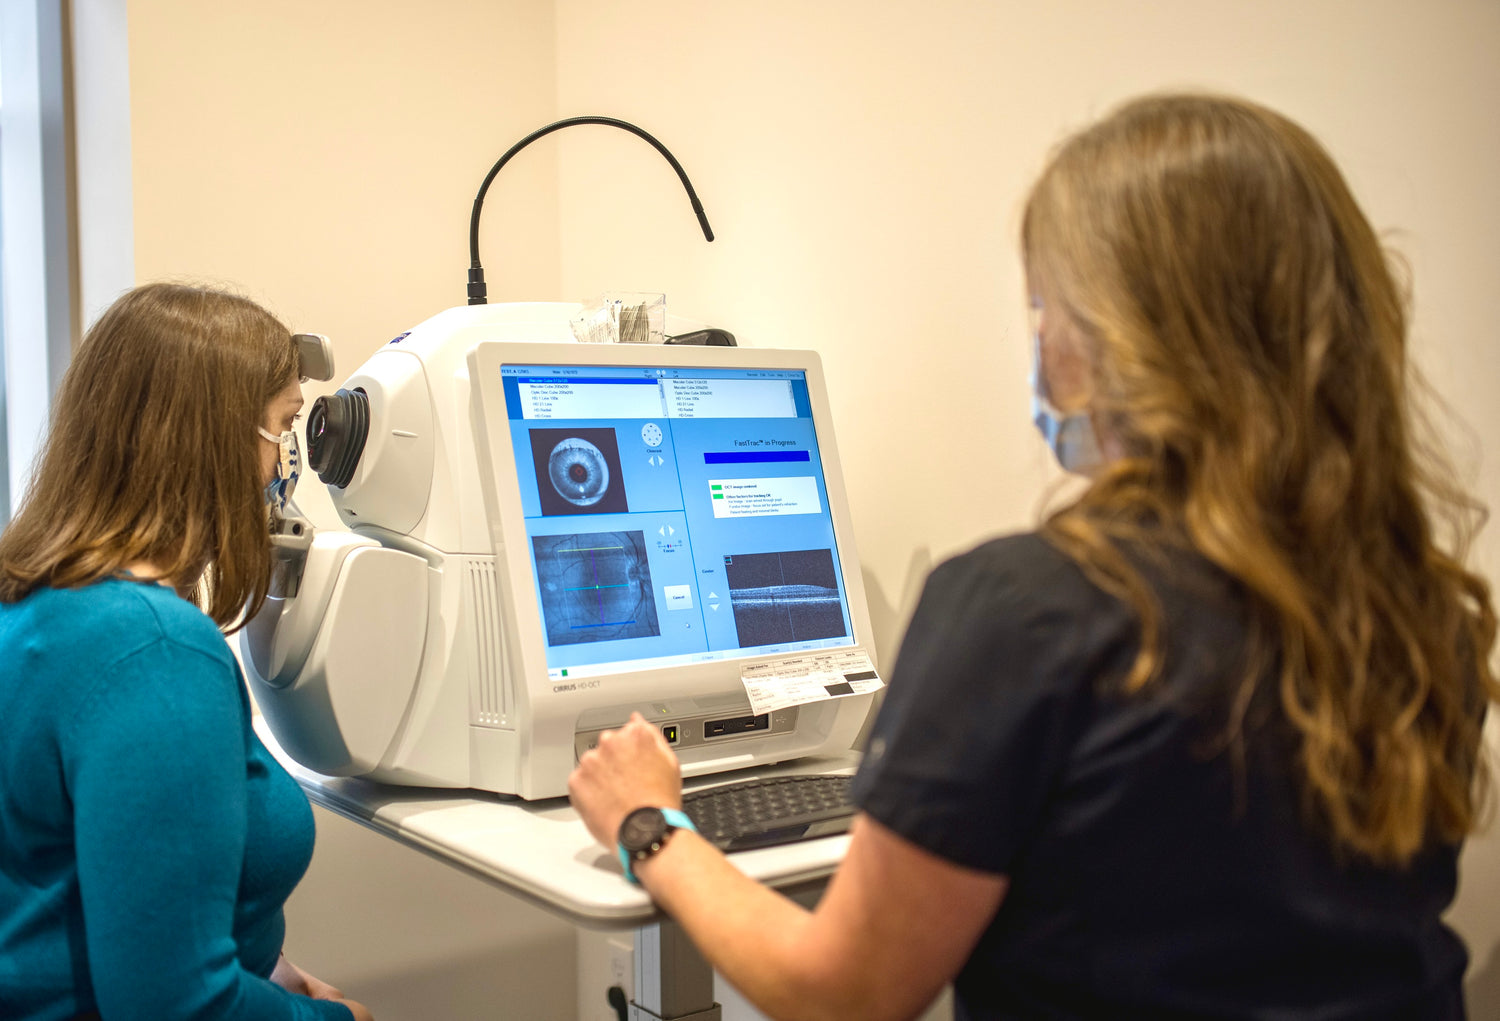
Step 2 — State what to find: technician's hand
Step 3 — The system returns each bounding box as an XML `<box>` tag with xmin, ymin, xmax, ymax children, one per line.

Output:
<box><xmin>569</xmin><ymin>712</ymin><xmax>682</xmax><ymax>848</ymax></box>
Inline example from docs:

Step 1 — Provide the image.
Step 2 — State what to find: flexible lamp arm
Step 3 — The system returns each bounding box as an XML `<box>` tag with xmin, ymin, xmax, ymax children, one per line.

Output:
<box><xmin>466</xmin><ymin>115</ymin><xmax>715</xmax><ymax>305</ymax></box>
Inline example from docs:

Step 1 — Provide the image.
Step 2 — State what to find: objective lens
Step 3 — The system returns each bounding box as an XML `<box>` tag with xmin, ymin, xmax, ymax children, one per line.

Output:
<box><xmin>307</xmin><ymin>387</ymin><xmax>370</xmax><ymax>489</ymax></box>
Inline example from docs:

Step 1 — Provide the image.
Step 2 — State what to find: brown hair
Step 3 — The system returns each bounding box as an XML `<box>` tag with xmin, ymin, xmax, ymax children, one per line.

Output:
<box><xmin>1023</xmin><ymin>94</ymin><xmax>1498</xmax><ymax>866</ymax></box>
<box><xmin>0</xmin><ymin>282</ymin><xmax>297</xmax><ymax>629</ymax></box>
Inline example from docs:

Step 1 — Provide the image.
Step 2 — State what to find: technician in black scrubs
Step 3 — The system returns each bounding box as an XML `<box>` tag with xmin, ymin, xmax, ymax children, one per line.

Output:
<box><xmin>569</xmin><ymin>93</ymin><xmax>1498</xmax><ymax>1020</ymax></box>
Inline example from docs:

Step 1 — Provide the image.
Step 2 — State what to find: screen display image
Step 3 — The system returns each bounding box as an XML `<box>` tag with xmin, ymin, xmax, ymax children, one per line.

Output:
<box><xmin>532</xmin><ymin>530</ymin><xmax>659</xmax><ymax>646</ymax></box>
<box><xmin>500</xmin><ymin>363</ymin><xmax>856</xmax><ymax>679</ymax></box>
<box><xmin>723</xmin><ymin>548</ymin><xmax>846</xmax><ymax>649</ymax></box>
<box><xmin>529</xmin><ymin>427</ymin><xmax>629</xmax><ymax>516</ymax></box>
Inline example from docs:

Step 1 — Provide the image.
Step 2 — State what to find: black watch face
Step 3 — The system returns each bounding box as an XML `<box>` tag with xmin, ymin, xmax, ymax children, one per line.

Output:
<box><xmin>620</xmin><ymin>807</ymin><xmax>667</xmax><ymax>853</ymax></box>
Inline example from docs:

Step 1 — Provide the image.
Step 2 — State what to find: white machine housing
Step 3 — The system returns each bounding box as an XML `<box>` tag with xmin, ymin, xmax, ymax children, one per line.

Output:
<box><xmin>244</xmin><ymin>303</ymin><xmax>877</xmax><ymax>799</ymax></box>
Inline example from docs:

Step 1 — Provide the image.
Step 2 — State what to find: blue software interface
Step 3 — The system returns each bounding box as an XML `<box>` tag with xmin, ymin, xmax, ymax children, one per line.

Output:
<box><xmin>500</xmin><ymin>362</ymin><xmax>855</xmax><ymax>680</ymax></box>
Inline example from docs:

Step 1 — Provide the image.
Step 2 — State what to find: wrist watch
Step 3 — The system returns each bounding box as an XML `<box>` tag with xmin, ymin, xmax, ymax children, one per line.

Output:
<box><xmin>617</xmin><ymin>806</ymin><xmax>697</xmax><ymax>884</ymax></box>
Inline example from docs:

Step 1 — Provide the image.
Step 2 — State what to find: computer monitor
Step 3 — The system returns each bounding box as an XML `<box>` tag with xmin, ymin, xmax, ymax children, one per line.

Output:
<box><xmin>492</xmin><ymin>359</ymin><xmax>857</xmax><ymax>681</ymax></box>
<box><xmin>246</xmin><ymin>304</ymin><xmax>879</xmax><ymax>799</ymax></box>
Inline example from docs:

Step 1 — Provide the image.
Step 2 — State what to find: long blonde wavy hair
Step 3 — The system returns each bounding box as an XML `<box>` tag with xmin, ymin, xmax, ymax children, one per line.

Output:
<box><xmin>1023</xmin><ymin>94</ymin><xmax>1497</xmax><ymax>866</ymax></box>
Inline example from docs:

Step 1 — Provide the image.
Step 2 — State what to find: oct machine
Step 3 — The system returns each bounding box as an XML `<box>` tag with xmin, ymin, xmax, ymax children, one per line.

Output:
<box><xmin>242</xmin><ymin>302</ymin><xmax>878</xmax><ymax>799</ymax></box>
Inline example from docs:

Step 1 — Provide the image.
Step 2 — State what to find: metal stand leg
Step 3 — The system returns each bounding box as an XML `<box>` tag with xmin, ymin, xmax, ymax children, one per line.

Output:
<box><xmin>631</xmin><ymin>920</ymin><xmax>722</xmax><ymax>1020</ymax></box>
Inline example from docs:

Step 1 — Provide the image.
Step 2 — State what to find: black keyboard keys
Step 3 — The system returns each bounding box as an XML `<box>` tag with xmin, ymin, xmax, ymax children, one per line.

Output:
<box><xmin>682</xmin><ymin>774</ymin><xmax>856</xmax><ymax>851</ymax></box>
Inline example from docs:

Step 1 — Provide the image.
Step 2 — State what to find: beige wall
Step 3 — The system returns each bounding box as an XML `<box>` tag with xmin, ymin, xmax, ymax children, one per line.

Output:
<box><xmin>123</xmin><ymin>0</ymin><xmax>1500</xmax><ymax>1017</ymax></box>
<box><xmin>128</xmin><ymin>0</ymin><xmax>563</xmax><ymax>503</ymax></box>
<box><xmin>550</xmin><ymin>0</ymin><xmax>1500</xmax><ymax>648</ymax></box>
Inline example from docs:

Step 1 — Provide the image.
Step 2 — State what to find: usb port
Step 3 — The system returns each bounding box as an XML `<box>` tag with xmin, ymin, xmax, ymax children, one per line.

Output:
<box><xmin>703</xmin><ymin>713</ymin><xmax>770</xmax><ymax>739</ymax></box>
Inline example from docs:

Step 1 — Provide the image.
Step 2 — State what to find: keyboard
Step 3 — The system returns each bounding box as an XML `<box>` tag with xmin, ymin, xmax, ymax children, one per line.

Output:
<box><xmin>681</xmin><ymin>774</ymin><xmax>856</xmax><ymax>851</ymax></box>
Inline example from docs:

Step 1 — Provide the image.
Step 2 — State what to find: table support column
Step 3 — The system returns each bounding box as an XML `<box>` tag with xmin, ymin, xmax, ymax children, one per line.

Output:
<box><xmin>631</xmin><ymin>920</ymin><xmax>722</xmax><ymax>1020</ymax></box>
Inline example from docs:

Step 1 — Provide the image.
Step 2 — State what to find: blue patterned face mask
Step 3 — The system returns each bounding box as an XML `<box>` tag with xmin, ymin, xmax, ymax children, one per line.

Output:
<box><xmin>257</xmin><ymin>425</ymin><xmax>301</xmax><ymax>513</ymax></box>
<box><xmin>1030</xmin><ymin>324</ymin><xmax>1103</xmax><ymax>476</ymax></box>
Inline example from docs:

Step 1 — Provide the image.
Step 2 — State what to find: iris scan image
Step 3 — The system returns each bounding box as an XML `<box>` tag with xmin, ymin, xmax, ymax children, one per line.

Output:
<box><xmin>528</xmin><ymin>427</ymin><xmax>629</xmax><ymax>516</ymax></box>
<box><xmin>549</xmin><ymin>437</ymin><xmax>609</xmax><ymax>506</ymax></box>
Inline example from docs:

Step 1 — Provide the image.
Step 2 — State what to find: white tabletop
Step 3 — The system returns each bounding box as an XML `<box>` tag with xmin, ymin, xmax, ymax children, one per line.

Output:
<box><xmin>254</xmin><ymin>716</ymin><xmax>858</xmax><ymax>930</ymax></box>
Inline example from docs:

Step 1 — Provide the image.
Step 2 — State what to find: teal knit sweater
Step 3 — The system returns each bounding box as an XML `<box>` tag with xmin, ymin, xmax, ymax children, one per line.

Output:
<box><xmin>0</xmin><ymin>578</ymin><xmax>352</xmax><ymax>1020</ymax></box>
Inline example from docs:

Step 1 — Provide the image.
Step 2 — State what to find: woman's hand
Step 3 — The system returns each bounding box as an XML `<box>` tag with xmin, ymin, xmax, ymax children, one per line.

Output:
<box><xmin>271</xmin><ymin>954</ymin><xmax>374</xmax><ymax>1019</ymax></box>
<box><xmin>270</xmin><ymin>953</ymin><xmax>323</xmax><ymax>997</ymax></box>
<box><xmin>336</xmin><ymin>998</ymin><xmax>375</xmax><ymax>1021</ymax></box>
<box><xmin>568</xmin><ymin>713</ymin><xmax>683</xmax><ymax>848</ymax></box>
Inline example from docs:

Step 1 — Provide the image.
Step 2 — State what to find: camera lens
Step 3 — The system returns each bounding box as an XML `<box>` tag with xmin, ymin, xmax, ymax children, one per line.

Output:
<box><xmin>307</xmin><ymin>387</ymin><xmax>370</xmax><ymax>489</ymax></box>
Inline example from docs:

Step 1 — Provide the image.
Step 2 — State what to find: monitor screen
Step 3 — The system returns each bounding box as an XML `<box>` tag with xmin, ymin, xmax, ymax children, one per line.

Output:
<box><xmin>499</xmin><ymin>361</ymin><xmax>856</xmax><ymax>681</ymax></box>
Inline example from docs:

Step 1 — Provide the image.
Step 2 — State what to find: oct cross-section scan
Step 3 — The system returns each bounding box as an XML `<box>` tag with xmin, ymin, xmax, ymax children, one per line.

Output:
<box><xmin>724</xmin><ymin>548</ymin><xmax>846</xmax><ymax>648</ymax></box>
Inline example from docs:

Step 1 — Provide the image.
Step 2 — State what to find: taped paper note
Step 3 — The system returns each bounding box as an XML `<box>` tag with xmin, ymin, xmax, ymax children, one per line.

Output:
<box><xmin>739</xmin><ymin>649</ymin><xmax>883</xmax><ymax>716</ymax></box>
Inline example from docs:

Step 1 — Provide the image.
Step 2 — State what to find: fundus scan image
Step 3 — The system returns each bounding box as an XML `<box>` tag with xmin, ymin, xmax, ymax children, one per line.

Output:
<box><xmin>528</xmin><ymin>427</ymin><xmax>629</xmax><ymax>516</ymax></box>
<box><xmin>532</xmin><ymin>530</ymin><xmax>661</xmax><ymax>646</ymax></box>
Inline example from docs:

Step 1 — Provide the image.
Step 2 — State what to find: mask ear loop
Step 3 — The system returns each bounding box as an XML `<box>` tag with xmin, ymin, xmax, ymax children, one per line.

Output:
<box><xmin>257</xmin><ymin>426</ymin><xmax>299</xmax><ymax>483</ymax></box>
<box><xmin>1029</xmin><ymin>301</ymin><xmax>1063</xmax><ymax>447</ymax></box>
<box><xmin>1028</xmin><ymin>299</ymin><xmax>1053</xmax><ymax>400</ymax></box>
<box><xmin>1028</xmin><ymin>300</ymin><xmax>1105</xmax><ymax>475</ymax></box>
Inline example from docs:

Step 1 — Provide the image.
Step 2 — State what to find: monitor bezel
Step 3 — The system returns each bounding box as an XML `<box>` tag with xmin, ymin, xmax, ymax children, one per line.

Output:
<box><xmin>467</xmin><ymin>341</ymin><xmax>876</xmax><ymax>709</ymax></box>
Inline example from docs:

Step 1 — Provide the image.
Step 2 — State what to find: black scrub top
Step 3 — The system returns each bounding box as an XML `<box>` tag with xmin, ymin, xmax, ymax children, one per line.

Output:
<box><xmin>850</xmin><ymin>532</ymin><xmax>1468</xmax><ymax>1020</ymax></box>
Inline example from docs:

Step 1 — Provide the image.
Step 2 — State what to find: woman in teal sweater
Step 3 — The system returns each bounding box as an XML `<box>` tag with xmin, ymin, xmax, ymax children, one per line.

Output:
<box><xmin>0</xmin><ymin>284</ymin><xmax>373</xmax><ymax>1021</ymax></box>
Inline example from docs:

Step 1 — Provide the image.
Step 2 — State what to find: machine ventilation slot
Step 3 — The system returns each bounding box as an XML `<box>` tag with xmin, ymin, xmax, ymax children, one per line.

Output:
<box><xmin>466</xmin><ymin>559</ymin><xmax>510</xmax><ymax>725</ymax></box>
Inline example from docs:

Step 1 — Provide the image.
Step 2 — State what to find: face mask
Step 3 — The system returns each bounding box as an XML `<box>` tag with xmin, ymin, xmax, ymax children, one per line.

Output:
<box><xmin>1030</xmin><ymin>329</ymin><xmax>1103</xmax><ymax>475</ymax></box>
<box><xmin>258</xmin><ymin>425</ymin><xmax>301</xmax><ymax>513</ymax></box>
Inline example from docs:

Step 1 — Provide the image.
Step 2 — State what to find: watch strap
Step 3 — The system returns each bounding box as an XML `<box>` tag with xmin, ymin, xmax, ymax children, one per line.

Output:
<box><xmin>660</xmin><ymin>808</ymin><xmax>695</xmax><ymax>832</ymax></box>
<box><xmin>617</xmin><ymin>807</ymin><xmax>698</xmax><ymax>884</ymax></box>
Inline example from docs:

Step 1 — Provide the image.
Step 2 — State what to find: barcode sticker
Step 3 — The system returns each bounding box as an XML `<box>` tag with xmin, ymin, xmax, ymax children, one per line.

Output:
<box><xmin>739</xmin><ymin>650</ymin><xmax>883</xmax><ymax>715</ymax></box>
